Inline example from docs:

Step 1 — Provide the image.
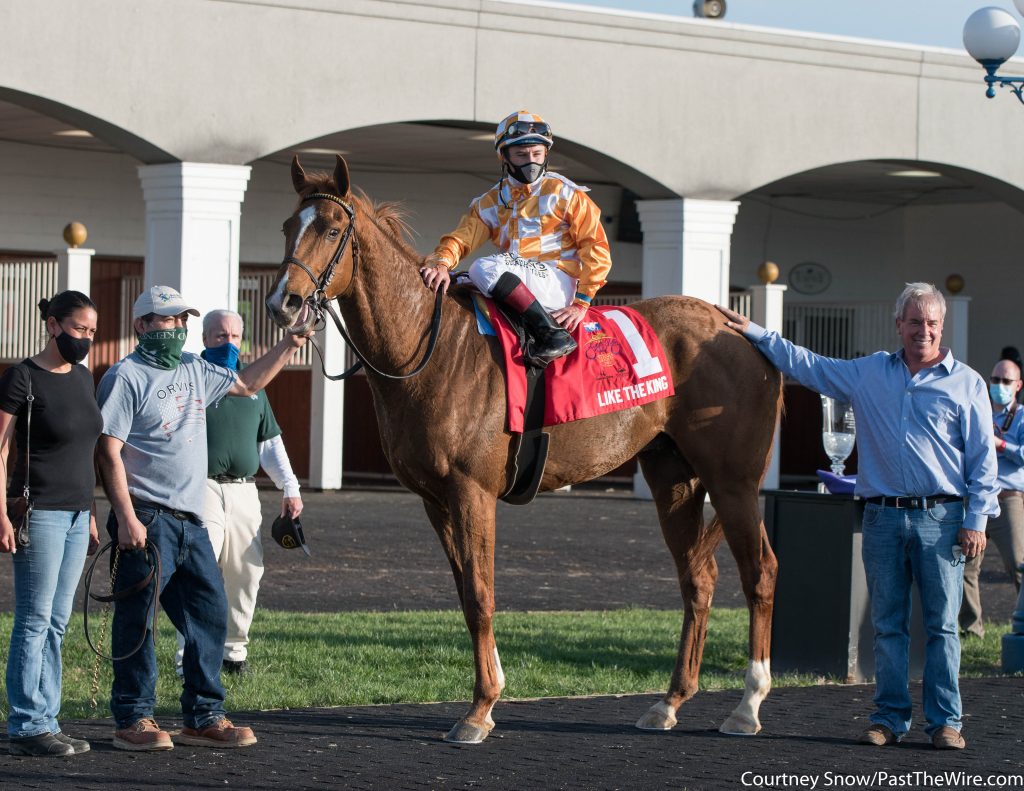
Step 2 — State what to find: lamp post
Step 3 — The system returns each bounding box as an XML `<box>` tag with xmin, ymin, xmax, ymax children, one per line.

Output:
<box><xmin>964</xmin><ymin>3</ymin><xmax>1024</xmax><ymax>675</ymax></box>
<box><xmin>964</xmin><ymin>4</ymin><xmax>1024</xmax><ymax>101</ymax></box>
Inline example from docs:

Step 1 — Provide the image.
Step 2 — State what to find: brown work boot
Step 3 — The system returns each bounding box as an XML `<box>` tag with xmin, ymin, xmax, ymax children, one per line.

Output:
<box><xmin>112</xmin><ymin>718</ymin><xmax>173</xmax><ymax>751</ymax></box>
<box><xmin>932</xmin><ymin>726</ymin><xmax>966</xmax><ymax>750</ymax></box>
<box><xmin>859</xmin><ymin>723</ymin><xmax>898</xmax><ymax>746</ymax></box>
<box><xmin>177</xmin><ymin>718</ymin><xmax>257</xmax><ymax>748</ymax></box>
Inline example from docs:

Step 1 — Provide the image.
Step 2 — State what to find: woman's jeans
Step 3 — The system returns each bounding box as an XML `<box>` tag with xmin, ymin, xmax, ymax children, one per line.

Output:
<box><xmin>862</xmin><ymin>500</ymin><xmax>965</xmax><ymax>737</ymax></box>
<box><xmin>6</xmin><ymin>509</ymin><xmax>90</xmax><ymax>738</ymax></box>
<box><xmin>107</xmin><ymin>505</ymin><xmax>228</xmax><ymax>730</ymax></box>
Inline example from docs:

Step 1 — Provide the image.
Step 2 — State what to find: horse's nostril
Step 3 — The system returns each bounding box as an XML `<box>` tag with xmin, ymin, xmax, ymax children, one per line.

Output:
<box><xmin>285</xmin><ymin>294</ymin><xmax>303</xmax><ymax>313</ymax></box>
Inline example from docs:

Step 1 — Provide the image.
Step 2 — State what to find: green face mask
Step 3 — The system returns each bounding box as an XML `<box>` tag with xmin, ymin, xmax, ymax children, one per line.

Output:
<box><xmin>136</xmin><ymin>328</ymin><xmax>187</xmax><ymax>370</ymax></box>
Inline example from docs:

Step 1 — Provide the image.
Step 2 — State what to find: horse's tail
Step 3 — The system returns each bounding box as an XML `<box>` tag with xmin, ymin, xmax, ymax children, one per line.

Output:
<box><xmin>757</xmin><ymin>371</ymin><xmax>785</xmax><ymax>491</ymax></box>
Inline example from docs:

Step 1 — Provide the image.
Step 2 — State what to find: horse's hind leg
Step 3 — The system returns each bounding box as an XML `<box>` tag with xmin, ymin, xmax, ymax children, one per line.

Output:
<box><xmin>423</xmin><ymin>484</ymin><xmax>505</xmax><ymax>744</ymax></box>
<box><xmin>635</xmin><ymin>447</ymin><xmax>721</xmax><ymax>731</ymax></box>
<box><xmin>709</xmin><ymin>484</ymin><xmax>778</xmax><ymax>735</ymax></box>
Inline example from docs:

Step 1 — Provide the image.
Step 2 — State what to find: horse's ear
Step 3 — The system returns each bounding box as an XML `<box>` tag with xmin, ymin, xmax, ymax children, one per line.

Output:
<box><xmin>291</xmin><ymin>155</ymin><xmax>311</xmax><ymax>195</ymax></box>
<box><xmin>334</xmin><ymin>155</ymin><xmax>351</xmax><ymax>198</ymax></box>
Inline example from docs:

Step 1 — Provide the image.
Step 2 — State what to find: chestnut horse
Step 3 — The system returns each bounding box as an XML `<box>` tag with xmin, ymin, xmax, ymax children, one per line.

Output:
<box><xmin>265</xmin><ymin>156</ymin><xmax>783</xmax><ymax>744</ymax></box>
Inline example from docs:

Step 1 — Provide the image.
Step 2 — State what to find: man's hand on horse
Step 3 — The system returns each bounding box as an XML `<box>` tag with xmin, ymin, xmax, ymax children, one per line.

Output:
<box><xmin>552</xmin><ymin>303</ymin><xmax>587</xmax><ymax>332</ymax></box>
<box><xmin>419</xmin><ymin>261</ymin><xmax>451</xmax><ymax>294</ymax></box>
<box><xmin>716</xmin><ymin>304</ymin><xmax>750</xmax><ymax>334</ymax></box>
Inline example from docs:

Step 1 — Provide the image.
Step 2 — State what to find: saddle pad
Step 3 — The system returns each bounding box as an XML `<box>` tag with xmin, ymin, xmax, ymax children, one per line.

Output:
<box><xmin>486</xmin><ymin>302</ymin><xmax>675</xmax><ymax>432</ymax></box>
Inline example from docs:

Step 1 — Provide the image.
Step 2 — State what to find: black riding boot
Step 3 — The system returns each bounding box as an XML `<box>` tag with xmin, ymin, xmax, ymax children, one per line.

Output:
<box><xmin>490</xmin><ymin>272</ymin><xmax>577</xmax><ymax>367</ymax></box>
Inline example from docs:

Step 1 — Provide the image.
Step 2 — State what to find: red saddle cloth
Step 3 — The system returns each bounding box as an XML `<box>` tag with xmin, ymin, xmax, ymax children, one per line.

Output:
<box><xmin>486</xmin><ymin>302</ymin><xmax>675</xmax><ymax>433</ymax></box>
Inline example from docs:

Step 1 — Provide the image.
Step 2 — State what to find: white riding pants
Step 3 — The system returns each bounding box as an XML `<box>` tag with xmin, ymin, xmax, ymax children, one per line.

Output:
<box><xmin>468</xmin><ymin>253</ymin><xmax>578</xmax><ymax>312</ymax></box>
<box><xmin>176</xmin><ymin>479</ymin><xmax>264</xmax><ymax>667</ymax></box>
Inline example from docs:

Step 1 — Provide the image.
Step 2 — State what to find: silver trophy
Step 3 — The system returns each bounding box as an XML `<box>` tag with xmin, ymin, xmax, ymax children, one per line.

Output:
<box><xmin>821</xmin><ymin>395</ymin><xmax>856</xmax><ymax>477</ymax></box>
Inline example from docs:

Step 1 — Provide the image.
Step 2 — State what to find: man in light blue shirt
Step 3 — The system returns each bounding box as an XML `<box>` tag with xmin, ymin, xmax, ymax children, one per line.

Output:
<box><xmin>718</xmin><ymin>282</ymin><xmax>998</xmax><ymax>751</ymax></box>
<box><xmin>960</xmin><ymin>356</ymin><xmax>1024</xmax><ymax>638</ymax></box>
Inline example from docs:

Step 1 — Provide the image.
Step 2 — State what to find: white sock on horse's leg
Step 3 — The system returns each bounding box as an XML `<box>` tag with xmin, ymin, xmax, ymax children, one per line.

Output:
<box><xmin>493</xmin><ymin>646</ymin><xmax>505</xmax><ymax>690</ymax></box>
<box><xmin>720</xmin><ymin>659</ymin><xmax>771</xmax><ymax>735</ymax></box>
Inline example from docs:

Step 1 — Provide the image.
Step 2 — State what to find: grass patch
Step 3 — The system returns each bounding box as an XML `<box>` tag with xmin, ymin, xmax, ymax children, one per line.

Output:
<box><xmin>0</xmin><ymin>608</ymin><xmax>1013</xmax><ymax>721</ymax></box>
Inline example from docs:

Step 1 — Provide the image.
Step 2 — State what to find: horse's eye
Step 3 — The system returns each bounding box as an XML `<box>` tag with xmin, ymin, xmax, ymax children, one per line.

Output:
<box><xmin>327</xmin><ymin>228</ymin><xmax>340</xmax><ymax>239</ymax></box>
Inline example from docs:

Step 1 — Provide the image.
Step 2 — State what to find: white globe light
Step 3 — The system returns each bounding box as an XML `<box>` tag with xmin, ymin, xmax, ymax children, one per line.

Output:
<box><xmin>1015</xmin><ymin>0</ymin><xmax>1024</xmax><ymax>19</ymax></box>
<box><xmin>963</xmin><ymin>7</ymin><xmax>1021</xmax><ymax>64</ymax></box>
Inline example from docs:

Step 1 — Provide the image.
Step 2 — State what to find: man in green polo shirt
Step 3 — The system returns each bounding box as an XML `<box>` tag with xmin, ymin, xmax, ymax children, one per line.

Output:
<box><xmin>176</xmin><ymin>309</ymin><xmax>302</xmax><ymax>676</ymax></box>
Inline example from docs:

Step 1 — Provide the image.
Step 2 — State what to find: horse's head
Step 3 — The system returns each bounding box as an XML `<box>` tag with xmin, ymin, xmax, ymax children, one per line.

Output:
<box><xmin>265</xmin><ymin>154</ymin><xmax>357</xmax><ymax>333</ymax></box>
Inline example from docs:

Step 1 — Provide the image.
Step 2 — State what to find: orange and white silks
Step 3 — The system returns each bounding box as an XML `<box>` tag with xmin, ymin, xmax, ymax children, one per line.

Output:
<box><xmin>429</xmin><ymin>172</ymin><xmax>612</xmax><ymax>306</ymax></box>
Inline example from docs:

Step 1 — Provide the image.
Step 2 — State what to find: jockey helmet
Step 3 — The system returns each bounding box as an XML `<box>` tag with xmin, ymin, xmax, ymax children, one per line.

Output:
<box><xmin>494</xmin><ymin>110</ymin><xmax>554</xmax><ymax>153</ymax></box>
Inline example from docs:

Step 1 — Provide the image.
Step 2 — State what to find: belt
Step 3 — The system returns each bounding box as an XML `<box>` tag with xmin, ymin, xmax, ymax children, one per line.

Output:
<box><xmin>998</xmin><ymin>489</ymin><xmax>1023</xmax><ymax>500</ymax></box>
<box><xmin>210</xmin><ymin>475</ymin><xmax>255</xmax><ymax>484</ymax></box>
<box><xmin>864</xmin><ymin>495</ymin><xmax>963</xmax><ymax>510</ymax></box>
<box><xmin>130</xmin><ymin>498</ymin><xmax>197</xmax><ymax>523</ymax></box>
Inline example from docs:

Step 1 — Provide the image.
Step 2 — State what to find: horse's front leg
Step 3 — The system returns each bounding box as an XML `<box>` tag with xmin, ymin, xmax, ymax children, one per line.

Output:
<box><xmin>441</xmin><ymin>483</ymin><xmax>504</xmax><ymax>744</ymax></box>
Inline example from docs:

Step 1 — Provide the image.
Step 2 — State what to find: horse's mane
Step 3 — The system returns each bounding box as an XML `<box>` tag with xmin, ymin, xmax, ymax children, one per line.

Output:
<box><xmin>300</xmin><ymin>172</ymin><xmax>420</xmax><ymax>262</ymax></box>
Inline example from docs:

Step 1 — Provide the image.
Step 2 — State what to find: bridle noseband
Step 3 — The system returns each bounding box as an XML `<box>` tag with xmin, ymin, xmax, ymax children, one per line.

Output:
<box><xmin>279</xmin><ymin>191</ymin><xmax>443</xmax><ymax>381</ymax></box>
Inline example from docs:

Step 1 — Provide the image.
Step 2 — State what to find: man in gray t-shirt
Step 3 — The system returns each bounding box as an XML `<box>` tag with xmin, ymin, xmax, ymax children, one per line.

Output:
<box><xmin>96</xmin><ymin>285</ymin><xmax>308</xmax><ymax>753</ymax></box>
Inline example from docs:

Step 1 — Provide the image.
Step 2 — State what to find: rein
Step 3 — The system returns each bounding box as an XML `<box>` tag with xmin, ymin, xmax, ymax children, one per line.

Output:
<box><xmin>282</xmin><ymin>192</ymin><xmax>443</xmax><ymax>381</ymax></box>
<box><xmin>83</xmin><ymin>540</ymin><xmax>161</xmax><ymax>662</ymax></box>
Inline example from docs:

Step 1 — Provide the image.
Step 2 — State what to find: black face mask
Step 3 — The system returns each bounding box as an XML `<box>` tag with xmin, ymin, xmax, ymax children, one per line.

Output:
<box><xmin>504</xmin><ymin>156</ymin><xmax>547</xmax><ymax>185</ymax></box>
<box><xmin>54</xmin><ymin>330</ymin><xmax>91</xmax><ymax>364</ymax></box>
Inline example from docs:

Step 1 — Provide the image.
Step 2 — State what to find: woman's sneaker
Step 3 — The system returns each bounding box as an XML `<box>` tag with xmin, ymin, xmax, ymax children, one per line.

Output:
<box><xmin>9</xmin><ymin>732</ymin><xmax>74</xmax><ymax>757</ymax></box>
<box><xmin>177</xmin><ymin>718</ymin><xmax>257</xmax><ymax>748</ymax></box>
<box><xmin>112</xmin><ymin>718</ymin><xmax>174</xmax><ymax>751</ymax></box>
<box><xmin>53</xmin><ymin>732</ymin><xmax>91</xmax><ymax>754</ymax></box>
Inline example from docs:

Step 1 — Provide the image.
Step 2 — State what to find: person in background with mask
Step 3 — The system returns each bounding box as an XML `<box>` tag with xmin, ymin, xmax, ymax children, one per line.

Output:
<box><xmin>0</xmin><ymin>291</ymin><xmax>102</xmax><ymax>757</ymax></box>
<box><xmin>959</xmin><ymin>356</ymin><xmax>1024</xmax><ymax>639</ymax></box>
<box><xmin>173</xmin><ymin>309</ymin><xmax>302</xmax><ymax>677</ymax></box>
<box><xmin>419</xmin><ymin>109</ymin><xmax>612</xmax><ymax>366</ymax></box>
<box><xmin>95</xmin><ymin>286</ymin><xmax>308</xmax><ymax>752</ymax></box>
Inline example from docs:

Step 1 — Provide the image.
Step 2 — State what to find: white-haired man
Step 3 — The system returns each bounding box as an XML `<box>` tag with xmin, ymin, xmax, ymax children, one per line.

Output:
<box><xmin>718</xmin><ymin>282</ymin><xmax>999</xmax><ymax>751</ymax></box>
<box><xmin>174</xmin><ymin>309</ymin><xmax>303</xmax><ymax>676</ymax></box>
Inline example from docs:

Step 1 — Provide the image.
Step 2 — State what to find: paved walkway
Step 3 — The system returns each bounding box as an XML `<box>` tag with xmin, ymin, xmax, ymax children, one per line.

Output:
<box><xmin>1</xmin><ymin>679</ymin><xmax>1022</xmax><ymax>789</ymax></box>
<box><xmin>1</xmin><ymin>487</ymin><xmax>1021</xmax><ymax>789</ymax></box>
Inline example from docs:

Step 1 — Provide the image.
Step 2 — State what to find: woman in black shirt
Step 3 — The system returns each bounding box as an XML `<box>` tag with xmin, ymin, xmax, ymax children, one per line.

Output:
<box><xmin>0</xmin><ymin>291</ymin><xmax>103</xmax><ymax>757</ymax></box>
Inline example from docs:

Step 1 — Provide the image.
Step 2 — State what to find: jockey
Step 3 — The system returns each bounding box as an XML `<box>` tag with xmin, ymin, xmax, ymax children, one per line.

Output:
<box><xmin>419</xmin><ymin>110</ymin><xmax>613</xmax><ymax>366</ymax></box>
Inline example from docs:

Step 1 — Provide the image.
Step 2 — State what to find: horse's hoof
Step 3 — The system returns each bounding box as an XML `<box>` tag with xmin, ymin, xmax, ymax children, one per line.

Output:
<box><xmin>635</xmin><ymin>701</ymin><xmax>677</xmax><ymax>731</ymax></box>
<box><xmin>444</xmin><ymin>719</ymin><xmax>493</xmax><ymax>744</ymax></box>
<box><xmin>719</xmin><ymin>713</ymin><xmax>761</xmax><ymax>735</ymax></box>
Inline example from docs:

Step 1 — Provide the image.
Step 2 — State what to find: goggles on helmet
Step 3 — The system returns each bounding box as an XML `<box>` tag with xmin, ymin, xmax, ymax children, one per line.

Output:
<box><xmin>498</xmin><ymin>121</ymin><xmax>550</xmax><ymax>144</ymax></box>
<box><xmin>494</xmin><ymin>113</ymin><xmax>554</xmax><ymax>151</ymax></box>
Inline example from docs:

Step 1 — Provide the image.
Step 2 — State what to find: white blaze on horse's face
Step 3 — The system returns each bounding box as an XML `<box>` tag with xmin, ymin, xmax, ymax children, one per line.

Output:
<box><xmin>267</xmin><ymin>204</ymin><xmax>320</xmax><ymax>320</ymax></box>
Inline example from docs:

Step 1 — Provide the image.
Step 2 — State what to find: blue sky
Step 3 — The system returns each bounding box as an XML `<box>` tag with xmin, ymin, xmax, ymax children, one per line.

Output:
<box><xmin>548</xmin><ymin>0</ymin><xmax>1011</xmax><ymax>50</ymax></box>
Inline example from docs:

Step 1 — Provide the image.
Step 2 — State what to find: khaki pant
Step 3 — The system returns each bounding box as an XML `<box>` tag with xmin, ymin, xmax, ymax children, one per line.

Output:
<box><xmin>176</xmin><ymin>480</ymin><xmax>264</xmax><ymax>667</ymax></box>
<box><xmin>959</xmin><ymin>492</ymin><xmax>1024</xmax><ymax>638</ymax></box>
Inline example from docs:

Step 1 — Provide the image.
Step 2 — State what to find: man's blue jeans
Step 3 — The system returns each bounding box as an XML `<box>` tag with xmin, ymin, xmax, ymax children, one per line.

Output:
<box><xmin>6</xmin><ymin>509</ymin><xmax>89</xmax><ymax>738</ymax></box>
<box><xmin>862</xmin><ymin>500</ymin><xmax>965</xmax><ymax>737</ymax></box>
<box><xmin>107</xmin><ymin>506</ymin><xmax>228</xmax><ymax>730</ymax></box>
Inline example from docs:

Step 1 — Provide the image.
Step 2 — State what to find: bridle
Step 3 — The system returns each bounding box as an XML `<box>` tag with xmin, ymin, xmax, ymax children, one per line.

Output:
<box><xmin>279</xmin><ymin>191</ymin><xmax>443</xmax><ymax>381</ymax></box>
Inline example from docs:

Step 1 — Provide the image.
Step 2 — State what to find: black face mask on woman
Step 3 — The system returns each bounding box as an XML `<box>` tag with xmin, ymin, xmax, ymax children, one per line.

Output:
<box><xmin>54</xmin><ymin>329</ymin><xmax>92</xmax><ymax>364</ymax></box>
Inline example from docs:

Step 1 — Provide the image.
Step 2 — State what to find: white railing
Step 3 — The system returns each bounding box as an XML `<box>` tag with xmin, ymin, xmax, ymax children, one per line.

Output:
<box><xmin>0</xmin><ymin>259</ymin><xmax>59</xmax><ymax>361</ymax></box>
<box><xmin>120</xmin><ymin>274</ymin><xmax>143</xmax><ymax>361</ymax></box>
<box><xmin>783</xmin><ymin>301</ymin><xmax>894</xmax><ymax>359</ymax></box>
<box><xmin>729</xmin><ymin>291</ymin><xmax>752</xmax><ymax>319</ymax></box>
<box><xmin>592</xmin><ymin>294</ymin><xmax>641</xmax><ymax>307</ymax></box>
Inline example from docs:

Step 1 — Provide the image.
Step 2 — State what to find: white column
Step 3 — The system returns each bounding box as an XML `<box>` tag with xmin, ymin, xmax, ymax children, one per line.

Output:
<box><xmin>632</xmin><ymin>198</ymin><xmax>740</xmax><ymax>499</ymax></box>
<box><xmin>750</xmin><ymin>284</ymin><xmax>788</xmax><ymax>490</ymax></box>
<box><xmin>137</xmin><ymin>163</ymin><xmax>251</xmax><ymax>353</ymax></box>
<box><xmin>636</xmin><ymin>198</ymin><xmax>740</xmax><ymax>303</ymax></box>
<box><xmin>943</xmin><ymin>295</ymin><xmax>971</xmax><ymax>363</ymax></box>
<box><xmin>308</xmin><ymin>328</ymin><xmax>346</xmax><ymax>490</ymax></box>
<box><xmin>55</xmin><ymin>246</ymin><xmax>94</xmax><ymax>296</ymax></box>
